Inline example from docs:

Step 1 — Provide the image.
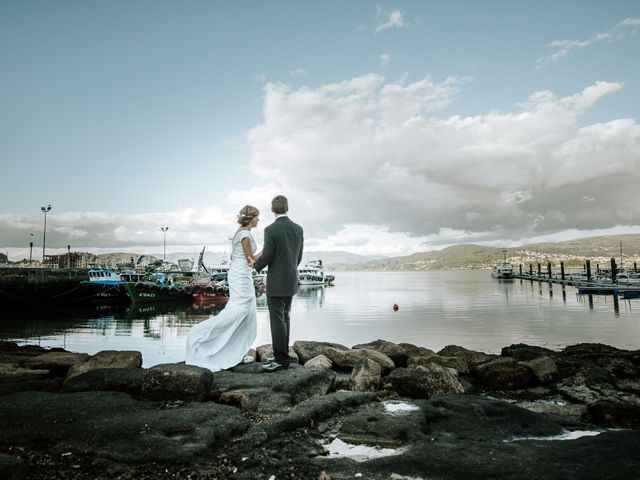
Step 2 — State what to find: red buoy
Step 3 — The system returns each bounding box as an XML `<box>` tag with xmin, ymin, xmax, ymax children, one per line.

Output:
<box><xmin>393</xmin><ymin>303</ymin><xmax>399</xmax><ymax>311</ymax></box>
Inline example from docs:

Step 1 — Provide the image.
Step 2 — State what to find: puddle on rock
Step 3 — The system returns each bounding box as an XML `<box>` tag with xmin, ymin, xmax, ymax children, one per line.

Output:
<box><xmin>382</xmin><ymin>400</ymin><xmax>420</xmax><ymax>416</ymax></box>
<box><xmin>323</xmin><ymin>438</ymin><xmax>407</xmax><ymax>462</ymax></box>
<box><xmin>505</xmin><ymin>430</ymin><xmax>601</xmax><ymax>442</ymax></box>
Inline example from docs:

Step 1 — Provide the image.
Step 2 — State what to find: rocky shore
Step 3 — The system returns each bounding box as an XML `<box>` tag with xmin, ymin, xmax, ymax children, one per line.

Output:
<box><xmin>1</xmin><ymin>339</ymin><xmax>639</xmax><ymax>479</ymax></box>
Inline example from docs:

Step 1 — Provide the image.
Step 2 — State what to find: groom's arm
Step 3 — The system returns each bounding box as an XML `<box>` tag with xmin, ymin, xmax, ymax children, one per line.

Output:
<box><xmin>253</xmin><ymin>227</ymin><xmax>274</xmax><ymax>273</ymax></box>
<box><xmin>297</xmin><ymin>227</ymin><xmax>304</xmax><ymax>266</ymax></box>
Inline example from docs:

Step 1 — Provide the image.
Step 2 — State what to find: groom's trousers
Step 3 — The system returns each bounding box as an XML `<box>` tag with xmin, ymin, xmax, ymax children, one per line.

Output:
<box><xmin>267</xmin><ymin>296</ymin><xmax>292</xmax><ymax>366</ymax></box>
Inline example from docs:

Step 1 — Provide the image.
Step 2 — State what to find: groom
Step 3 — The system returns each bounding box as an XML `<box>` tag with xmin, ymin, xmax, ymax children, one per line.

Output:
<box><xmin>253</xmin><ymin>195</ymin><xmax>304</xmax><ymax>372</ymax></box>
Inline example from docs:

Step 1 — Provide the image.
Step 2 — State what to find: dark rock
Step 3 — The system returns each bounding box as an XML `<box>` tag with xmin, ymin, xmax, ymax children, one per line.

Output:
<box><xmin>556</xmin><ymin>371</ymin><xmax>639</xmax><ymax>405</ymax></box>
<box><xmin>141</xmin><ymin>363</ymin><xmax>213</xmax><ymax>401</ymax></box>
<box><xmin>325</xmin><ymin>347</ymin><xmax>395</xmax><ymax>373</ymax></box>
<box><xmin>63</xmin><ymin>367</ymin><xmax>146</xmax><ymax>395</ymax></box>
<box><xmin>211</xmin><ymin>363</ymin><xmax>335</xmax><ymax>411</ymax></box>
<box><xmin>561</xmin><ymin>343</ymin><xmax>640</xmax><ymax>367</ymax></box>
<box><xmin>398</xmin><ymin>343</ymin><xmax>436</xmax><ymax>358</ymax></box>
<box><xmin>584</xmin><ymin>400</ymin><xmax>640</xmax><ymax>428</ymax></box>
<box><xmin>0</xmin><ymin>391</ymin><xmax>249</xmax><ymax>465</ymax></box>
<box><xmin>0</xmin><ymin>377</ymin><xmax>63</xmax><ymax>397</ymax></box>
<box><xmin>472</xmin><ymin>357</ymin><xmax>536</xmax><ymax>391</ymax></box>
<box><xmin>520</xmin><ymin>356</ymin><xmax>558</xmax><ymax>384</ymax></box>
<box><xmin>438</xmin><ymin>345</ymin><xmax>495</xmax><ymax>367</ymax></box>
<box><xmin>389</xmin><ymin>364</ymin><xmax>464</xmax><ymax>398</ymax></box>
<box><xmin>0</xmin><ymin>363</ymin><xmax>49</xmax><ymax>382</ymax></box>
<box><xmin>0</xmin><ymin>452</ymin><xmax>27</xmax><ymax>480</ymax></box>
<box><xmin>66</xmin><ymin>350</ymin><xmax>142</xmax><ymax>380</ymax></box>
<box><xmin>348</xmin><ymin>357</ymin><xmax>381</xmax><ymax>392</ymax></box>
<box><xmin>333</xmin><ymin>372</ymin><xmax>350</xmax><ymax>391</ymax></box>
<box><xmin>292</xmin><ymin>340</ymin><xmax>349</xmax><ymax>364</ymax></box>
<box><xmin>502</xmin><ymin>343</ymin><xmax>557</xmax><ymax>361</ymax></box>
<box><xmin>352</xmin><ymin>339</ymin><xmax>409</xmax><ymax>367</ymax></box>
<box><xmin>219</xmin><ymin>388</ymin><xmax>294</xmax><ymax>414</ymax></box>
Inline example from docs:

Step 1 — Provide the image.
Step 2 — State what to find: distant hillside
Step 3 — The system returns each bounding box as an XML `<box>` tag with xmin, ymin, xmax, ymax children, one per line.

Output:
<box><xmin>340</xmin><ymin>234</ymin><xmax>640</xmax><ymax>271</ymax></box>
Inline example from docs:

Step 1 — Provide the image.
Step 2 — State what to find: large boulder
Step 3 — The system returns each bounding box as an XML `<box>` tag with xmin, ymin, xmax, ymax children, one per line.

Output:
<box><xmin>292</xmin><ymin>341</ymin><xmax>349</xmax><ymax>364</ymax></box>
<box><xmin>472</xmin><ymin>357</ymin><xmax>535</xmax><ymax>391</ymax></box>
<box><xmin>555</xmin><ymin>371</ymin><xmax>639</xmax><ymax>405</ymax></box>
<box><xmin>408</xmin><ymin>354</ymin><xmax>469</xmax><ymax>374</ymax></box>
<box><xmin>255</xmin><ymin>344</ymin><xmax>299</xmax><ymax>364</ymax></box>
<box><xmin>211</xmin><ymin>364</ymin><xmax>335</xmax><ymax>412</ymax></box>
<box><xmin>398</xmin><ymin>343</ymin><xmax>436</xmax><ymax>358</ymax></box>
<box><xmin>352</xmin><ymin>339</ymin><xmax>409</xmax><ymax>367</ymax></box>
<box><xmin>141</xmin><ymin>363</ymin><xmax>213</xmax><ymax>401</ymax></box>
<box><xmin>438</xmin><ymin>345</ymin><xmax>495</xmax><ymax>367</ymax></box>
<box><xmin>22</xmin><ymin>351</ymin><xmax>90</xmax><ymax>376</ymax></box>
<box><xmin>389</xmin><ymin>364</ymin><xmax>464</xmax><ymax>398</ymax></box>
<box><xmin>304</xmin><ymin>354</ymin><xmax>333</xmax><ymax>369</ymax></box>
<box><xmin>501</xmin><ymin>344</ymin><xmax>557</xmax><ymax>361</ymax></box>
<box><xmin>66</xmin><ymin>350</ymin><xmax>142</xmax><ymax>380</ymax></box>
<box><xmin>348</xmin><ymin>357</ymin><xmax>381</xmax><ymax>392</ymax></box>
<box><xmin>0</xmin><ymin>391</ymin><xmax>249</xmax><ymax>465</ymax></box>
<box><xmin>324</xmin><ymin>347</ymin><xmax>395</xmax><ymax>373</ymax></box>
<box><xmin>219</xmin><ymin>388</ymin><xmax>294</xmax><ymax>414</ymax></box>
<box><xmin>63</xmin><ymin>367</ymin><xmax>146</xmax><ymax>395</ymax></box>
<box><xmin>584</xmin><ymin>400</ymin><xmax>640</xmax><ymax>428</ymax></box>
<box><xmin>520</xmin><ymin>356</ymin><xmax>558</xmax><ymax>384</ymax></box>
<box><xmin>0</xmin><ymin>363</ymin><xmax>49</xmax><ymax>382</ymax></box>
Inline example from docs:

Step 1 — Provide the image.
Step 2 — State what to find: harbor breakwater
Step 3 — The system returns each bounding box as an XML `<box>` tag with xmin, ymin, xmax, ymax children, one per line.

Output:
<box><xmin>1</xmin><ymin>339</ymin><xmax>639</xmax><ymax>479</ymax></box>
<box><xmin>0</xmin><ymin>268</ymin><xmax>90</xmax><ymax>305</ymax></box>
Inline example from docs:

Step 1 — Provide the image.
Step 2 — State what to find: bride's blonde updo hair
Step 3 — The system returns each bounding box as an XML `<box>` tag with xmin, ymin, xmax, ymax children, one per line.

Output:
<box><xmin>237</xmin><ymin>205</ymin><xmax>260</xmax><ymax>226</ymax></box>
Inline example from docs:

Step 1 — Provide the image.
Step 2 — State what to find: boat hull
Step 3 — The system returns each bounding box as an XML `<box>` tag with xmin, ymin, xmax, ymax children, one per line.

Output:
<box><xmin>120</xmin><ymin>282</ymin><xmax>191</xmax><ymax>303</ymax></box>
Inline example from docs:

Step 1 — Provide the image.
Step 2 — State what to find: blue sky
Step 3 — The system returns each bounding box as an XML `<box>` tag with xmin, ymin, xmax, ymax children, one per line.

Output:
<box><xmin>1</xmin><ymin>1</ymin><xmax>639</xmax><ymax>258</ymax></box>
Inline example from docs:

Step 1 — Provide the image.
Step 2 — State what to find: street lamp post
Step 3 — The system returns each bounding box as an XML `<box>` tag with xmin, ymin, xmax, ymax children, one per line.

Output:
<box><xmin>160</xmin><ymin>227</ymin><xmax>169</xmax><ymax>261</ymax></box>
<box><xmin>41</xmin><ymin>204</ymin><xmax>52</xmax><ymax>262</ymax></box>
<box><xmin>29</xmin><ymin>233</ymin><xmax>34</xmax><ymax>263</ymax></box>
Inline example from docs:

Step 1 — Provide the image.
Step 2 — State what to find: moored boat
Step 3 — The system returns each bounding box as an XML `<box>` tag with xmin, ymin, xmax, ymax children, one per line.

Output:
<box><xmin>298</xmin><ymin>260</ymin><xmax>335</xmax><ymax>286</ymax></box>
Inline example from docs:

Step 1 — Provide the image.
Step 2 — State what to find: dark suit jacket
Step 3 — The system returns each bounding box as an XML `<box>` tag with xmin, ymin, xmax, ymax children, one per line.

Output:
<box><xmin>253</xmin><ymin>216</ymin><xmax>304</xmax><ymax>297</ymax></box>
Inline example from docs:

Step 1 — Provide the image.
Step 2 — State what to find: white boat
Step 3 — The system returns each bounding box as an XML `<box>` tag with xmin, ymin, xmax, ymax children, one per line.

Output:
<box><xmin>491</xmin><ymin>262</ymin><xmax>514</xmax><ymax>279</ymax></box>
<box><xmin>298</xmin><ymin>260</ymin><xmax>335</xmax><ymax>285</ymax></box>
<box><xmin>87</xmin><ymin>269</ymin><xmax>122</xmax><ymax>285</ymax></box>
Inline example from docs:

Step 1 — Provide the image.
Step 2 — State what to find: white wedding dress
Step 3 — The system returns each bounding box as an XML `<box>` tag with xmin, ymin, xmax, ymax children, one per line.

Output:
<box><xmin>185</xmin><ymin>230</ymin><xmax>257</xmax><ymax>372</ymax></box>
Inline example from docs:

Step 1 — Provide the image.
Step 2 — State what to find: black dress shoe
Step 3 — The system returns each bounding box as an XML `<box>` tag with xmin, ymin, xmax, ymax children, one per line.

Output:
<box><xmin>261</xmin><ymin>360</ymin><xmax>288</xmax><ymax>372</ymax></box>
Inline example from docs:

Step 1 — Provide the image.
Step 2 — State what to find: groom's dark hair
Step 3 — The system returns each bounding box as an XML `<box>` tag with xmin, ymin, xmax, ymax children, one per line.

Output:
<box><xmin>271</xmin><ymin>195</ymin><xmax>289</xmax><ymax>214</ymax></box>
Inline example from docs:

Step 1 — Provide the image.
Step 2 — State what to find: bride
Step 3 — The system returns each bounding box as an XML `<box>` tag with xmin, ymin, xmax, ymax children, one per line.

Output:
<box><xmin>185</xmin><ymin>205</ymin><xmax>261</xmax><ymax>371</ymax></box>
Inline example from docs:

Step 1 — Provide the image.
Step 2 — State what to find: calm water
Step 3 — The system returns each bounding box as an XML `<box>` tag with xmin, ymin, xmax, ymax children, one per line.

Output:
<box><xmin>1</xmin><ymin>271</ymin><xmax>639</xmax><ymax>367</ymax></box>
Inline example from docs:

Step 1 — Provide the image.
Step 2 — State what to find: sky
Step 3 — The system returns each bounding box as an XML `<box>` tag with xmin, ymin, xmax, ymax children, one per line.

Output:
<box><xmin>1</xmin><ymin>0</ymin><xmax>639</xmax><ymax>260</ymax></box>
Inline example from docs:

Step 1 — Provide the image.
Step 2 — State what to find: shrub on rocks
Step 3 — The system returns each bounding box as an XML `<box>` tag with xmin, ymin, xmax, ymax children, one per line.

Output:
<box><xmin>348</xmin><ymin>357</ymin><xmax>381</xmax><ymax>392</ymax></box>
<box><xmin>389</xmin><ymin>364</ymin><xmax>464</xmax><ymax>398</ymax></box>
<box><xmin>324</xmin><ymin>347</ymin><xmax>395</xmax><ymax>373</ymax></box>
<box><xmin>304</xmin><ymin>354</ymin><xmax>333</xmax><ymax>369</ymax></box>
<box><xmin>472</xmin><ymin>357</ymin><xmax>535</xmax><ymax>391</ymax></box>
<box><xmin>141</xmin><ymin>363</ymin><xmax>213</xmax><ymax>401</ymax></box>
<box><xmin>292</xmin><ymin>340</ymin><xmax>349</xmax><ymax>364</ymax></box>
<box><xmin>66</xmin><ymin>350</ymin><xmax>142</xmax><ymax>380</ymax></box>
<box><xmin>352</xmin><ymin>339</ymin><xmax>409</xmax><ymax>367</ymax></box>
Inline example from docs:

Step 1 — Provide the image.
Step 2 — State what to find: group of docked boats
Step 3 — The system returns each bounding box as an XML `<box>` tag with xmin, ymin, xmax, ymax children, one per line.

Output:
<box><xmin>82</xmin><ymin>259</ymin><xmax>335</xmax><ymax>304</ymax></box>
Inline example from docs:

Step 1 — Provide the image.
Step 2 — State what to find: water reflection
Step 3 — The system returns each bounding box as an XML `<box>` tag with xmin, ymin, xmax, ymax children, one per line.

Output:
<box><xmin>1</xmin><ymin>271</ymin><xmax>638</xmax><ymax>367</ymax></box>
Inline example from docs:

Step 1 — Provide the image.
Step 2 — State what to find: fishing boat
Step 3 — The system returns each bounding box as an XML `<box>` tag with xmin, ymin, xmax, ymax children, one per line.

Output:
<box><xmin>491</xmin><ymin>251</ymin><xmax>514</xmax><ymax>279</ymax></box>
<box><xmin>80</xmin><ymin>269</ymin><xmax>144</xmax><ymax>302</ymax></box>
<box><xmin>298</xmin><ymin>260</ymin><xmax>335</xmax><ymax>286</ymax></box>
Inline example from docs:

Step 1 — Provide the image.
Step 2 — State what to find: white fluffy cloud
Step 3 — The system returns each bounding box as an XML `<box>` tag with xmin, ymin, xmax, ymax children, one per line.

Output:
<box><xmin>375</xmin><ymin>10</ymin><xmax>406</xmax><ymax>34</ymax></box>
<box><xmin>244</xmin><ymin>74</ymin><xmax>640</xmax><ymax>248</ymax></box>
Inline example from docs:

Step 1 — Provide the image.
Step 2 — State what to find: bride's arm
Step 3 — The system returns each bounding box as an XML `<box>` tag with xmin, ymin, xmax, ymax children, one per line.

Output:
<box><xmin>241</xmin><ymin>237</ymin><xmax>256</xmax><ymax>265</ymax></box>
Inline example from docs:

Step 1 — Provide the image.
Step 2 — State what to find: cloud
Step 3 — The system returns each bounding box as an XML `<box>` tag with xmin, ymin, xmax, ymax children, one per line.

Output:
<box><xmin>375</xmin><ymin>10</ymin><xmax>406</xmax><ymax>34</ymax></box>
<box><xmin>244</xmin><ymin>74</ymin><xmax>640</xmax><ymax>248</ymax></box>
<box><xmin>538</xmin><ymin>17</ymin><xmax>640</xmax><ymax>65</ymax></box>
<box><xmin>380</xmin><ymin>53</ymin><xmax>392</xmax><ymax>66</ymax></box>
<box><xmin>288</xmin><ymin>68</ymin><xmax>307</xmax><ymax>77</ymax></box>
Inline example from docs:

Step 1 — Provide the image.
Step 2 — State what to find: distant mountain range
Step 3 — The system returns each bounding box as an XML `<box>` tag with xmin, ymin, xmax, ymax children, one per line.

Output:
<box><xmin>333</xmin><ymin>234</ymin><xmax>640</xmax><ymax>271</ymax></box>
